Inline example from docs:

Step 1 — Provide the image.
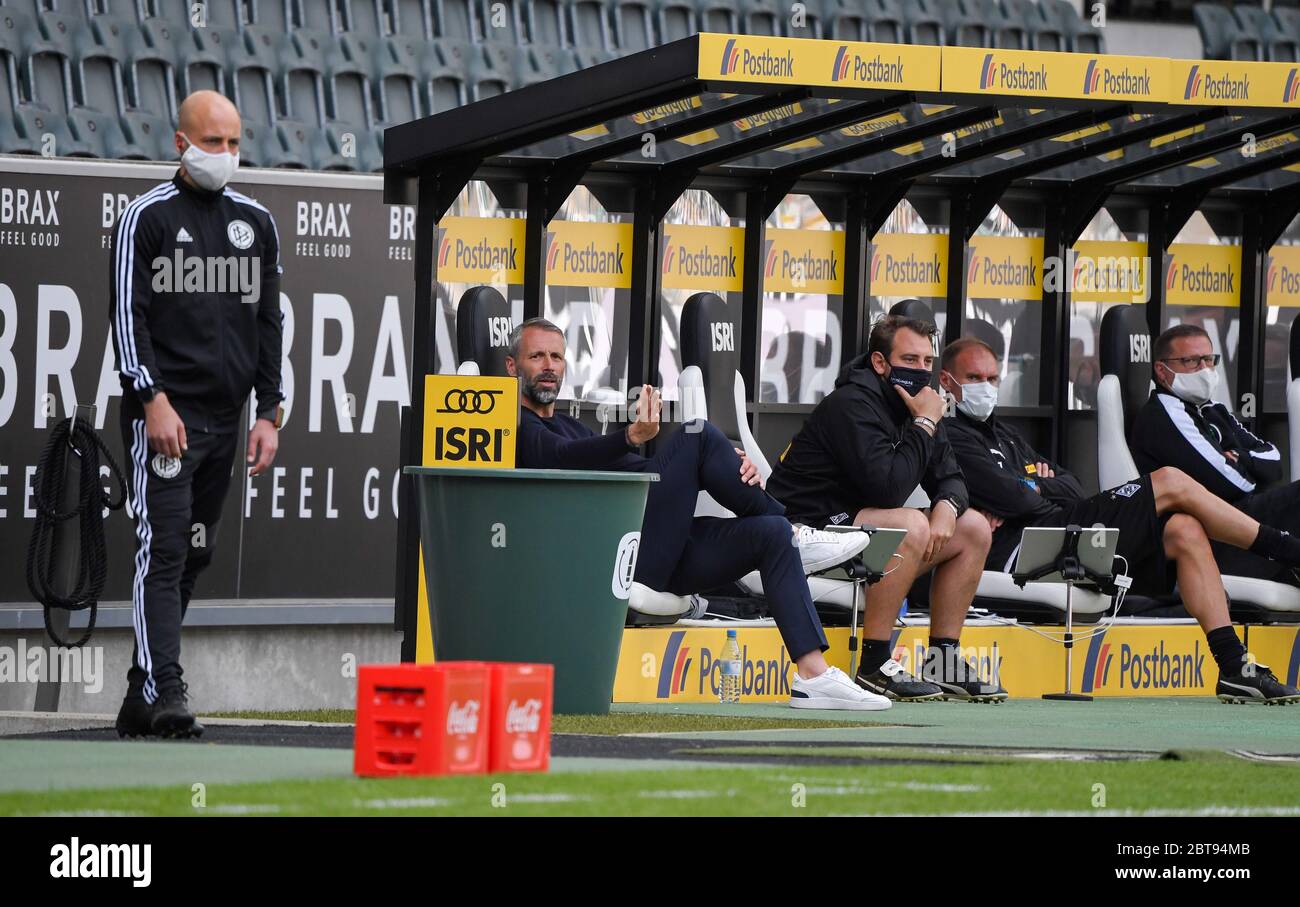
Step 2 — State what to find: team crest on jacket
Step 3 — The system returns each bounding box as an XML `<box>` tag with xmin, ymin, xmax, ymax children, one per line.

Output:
<box><xmin>227</xmin><ymin>219</ymin><xmax>254</xmax><ymax>249</ymax></box>
<box><xmin>151</xmin><ymin>453</ymin><xmax>182</xmax><ymax>479</ymax></box>
<box><xmin>1112</xmin><ymin>482</ymin><xmax>1141</xmax><ymax>498</ymax></box>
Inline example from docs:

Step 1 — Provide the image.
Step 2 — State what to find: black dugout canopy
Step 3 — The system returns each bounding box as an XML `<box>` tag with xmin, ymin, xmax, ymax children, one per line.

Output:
<box><xmin>383</xmin><ymin>33</ymin><xmax>1300</xmax><ymax>454</ymax></box>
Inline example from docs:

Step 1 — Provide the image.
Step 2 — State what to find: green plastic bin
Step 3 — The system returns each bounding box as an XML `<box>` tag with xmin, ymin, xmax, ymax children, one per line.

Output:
<box><xmin>405</xmin><ymin>466</ymin><xmax>657</xmax><ymax>714</ymax></box>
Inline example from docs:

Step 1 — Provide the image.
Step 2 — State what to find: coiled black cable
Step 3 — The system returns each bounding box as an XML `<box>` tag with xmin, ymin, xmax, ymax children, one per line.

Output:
<box><xmin>25</xmin><ymin>415</ymin><xmax>128</xmax><ymax>648</ymax></box>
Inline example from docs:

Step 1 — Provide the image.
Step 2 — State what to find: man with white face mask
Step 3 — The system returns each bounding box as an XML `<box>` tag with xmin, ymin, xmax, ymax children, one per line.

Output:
<box><xmin>1132</xmin><ymin>323</ymin><xmax>1298</xmax><ymax>587</ymax></box>
<box><xmin>945</xmin><ymin>336</ymin><xmax>1300</xmax><ymax>704</ymax></box>
<box><xmin>109</xmin><ymin>91</ymin><xmax>284</xmax><ymax>738</ymax></box>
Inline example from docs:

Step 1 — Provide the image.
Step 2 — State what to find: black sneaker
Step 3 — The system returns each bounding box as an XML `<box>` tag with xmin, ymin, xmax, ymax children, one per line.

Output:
<box><xmin>115</xmin><ymin>697</ymin><xmax>154</xmax><ymax>739</ymax></box>
<box><xmin>150</xmin><ymin>683</ymin><xmax>205</xmax><ymax>738</ymax></box>
<box><xmin>932</xmin><ymin>666</ymin><xmax>1009</xmax><ymax>703</ymax></box>
<box><xmin>855</xmin><ymin>658</ymin><xmax>944</xmax><ymax>701</ymax></box>
<box><xmin>1217</xmin><ymin>663</ymin><xmax>1300</xmax><ymax>705</ymax></box>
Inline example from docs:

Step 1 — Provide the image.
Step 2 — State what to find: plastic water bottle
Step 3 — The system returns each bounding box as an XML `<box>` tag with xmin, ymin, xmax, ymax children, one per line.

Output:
<box><xmin>719</xmin><ymin>630</ymin><xmax>742</xmax><ymax>703</ymax></box>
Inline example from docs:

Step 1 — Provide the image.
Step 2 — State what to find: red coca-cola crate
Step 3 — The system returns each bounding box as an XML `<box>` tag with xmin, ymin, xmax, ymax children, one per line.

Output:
<box><xmin>488</xmin><ymin>663</ymin><xmax>553</xmax><ymax>773</ymax></box>
<box><xmin>353</xmin><ymin>662</ymin><xmax>490</xmax><ymax>777</ymax></box>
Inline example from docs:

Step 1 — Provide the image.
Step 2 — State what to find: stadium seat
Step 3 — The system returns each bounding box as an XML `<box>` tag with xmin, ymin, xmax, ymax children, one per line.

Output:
<box><xmin>295</xmin><ymin>0</ymin><xmax>338</xmax><ymax>31</ymax></box>
<box><xmin>69</xmin><ymin>105</ymin><xmax>149</xmax><ymax>156</ymax></box>
<box><xmin>0</xmin><ymin>47</ymin><xmax>41</xmax><ymax>153</ymax></box>
<box><xmin>466</xmin><ymin>42</ymin><xmax>509</xmax><ymax>100</ymax></box>
<box><xmin>375</xmin><ymin>50</ymin><xmax>421</xmax><ymax>123</ymax></box>
<box><xmin>1099</xmin><ymin>305</ymin><xmax>1300</xmax><ymax>617</ymax></box>
<box><xmin>91</xmin><ymin>0</ymin><xmax>145</xmax><ymax>21</ymax></box>
<box><xmin>694</xmin><ymin>0</ymin><xmax>736</xmax><ymax>35</ymax></box>
<box><xmin>1289</xmin><ymin>317</ymin><xmax>1300</xmax><ymax>483</ymax></box>
<box><xmin>249</xmin><ymin>0</ymin><xmax>290</xmax><ymax>28</ymax></box>
<box><xmin>340</xmin><ymin>0</ymin><xmax>385</xmax><ymax>34</ymax></box>
<box><xmin>274</xmin><ymin>116</ymin><xmax>334</xmax><ymax>167</ymax></box>
<box><xmin>741</xmin><ymin>0</ymin><xmax>782</xmax><ymax>37</ymax></box>
<box><xmin>1235</xmin><ymin>5</ymin><xmax>1299</xmax><ymax>63</ymax></box>
<box><xmin>862</xmin><ymin>0</ymin><xmax>903</xmax><ymax>44</ymax></box>
<box><xmin>90</xmin><ymin>15</ymin><xmax>176</xmax><ymax>119</ymax></box>
<box><xmin>510</xmin><ymin>41</ymin><xmax>568</xmax><ymax>88</ymax></box>
<box><xmin>924</xmin><ymin>0</ymin><xmax>988</xmax><ymax>48</ymax></box>
<box><xmin>1001</xmin><ymin>0</ymin><xmax>1063</xmax><ymax>52</ymax></box>
<box><xmin>822</xmin><ymin>0</ymin><xmax>868</xmax><ymax>42</ymax></box>
<box><xmin>524</xmin><ymin>0</ymin><xmax>565</xmax><ymax>44</ymax></box>
<box><xmin>567</xmin><ymin>0</ymin><xmax>610</xmax><ymax>48</ymax></box>
<box><xmin>424</xmin><ymin>37</ymin><xmax>468</xmax><ymax>111</ymax></box>
<box><xmin>1193</xmin><ymin>3</ymin><xmax>1261</xmax><ymax>61</ymax></box>
<box><xmin>1275</xmin><ymin>7</ymin><xmax>1300</xmax><ymax>52</ymax></box>
<box><xmin>434</xmin><ymin>0</ymin><xmax>479</xmax><ymax>39</ymax></box>
<box><xmin>900</xmin><ymin>0</ymin><xmax>943</xmax><ymax>46</ymax></box>
<box><xmin>655</xmin><ymin>0</ymin><xmax>695</xmax><ymax>42</ymax></box>
<box><xmin>963</xmin><ymin>0</ymin><xmax>1026</xmax><ymax>50</ymax></box>
<box><xmin>393</xmin><ymin>0</ymin><xmax>434</xmax><ymax>38</ymax></box>
<box><xmin>610</xmin><ymin>0</ymin><xmax>655</xmax><ymax>51</ymax></box>
<box><xmin>119</xmin><ymin>106</ymin><xmax>175</xmax><ymax>158</ymax></box>
<box><xmin>478</xmin><ymin>0</ymin><xmax>526</xmax><ymax>43</ymax></box>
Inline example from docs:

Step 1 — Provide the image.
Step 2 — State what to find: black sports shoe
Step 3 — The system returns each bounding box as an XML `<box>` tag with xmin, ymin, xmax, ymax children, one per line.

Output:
<box><xmin>1217</xmin><ymin>663</ymin><xmax>1300</xmax><ymax>705</ymax></box>
<box><xmin>855</xmin><ymin>658</ymin><xmax>944</xmax><ymax>701</ymax></box>
<box><xmin>115</xmin><ymin>697</ymin><xmax>154</xmax><ymax>738</ymax></box>
<box><xmin>150</xmin><ymin>683</ymin><xmax>205</xmax><ymax>738</ymax></box>
<box><xmin>927</xmin><ymin>656</ymin><xmax>1009</xmax><ymax>703</ymax></box>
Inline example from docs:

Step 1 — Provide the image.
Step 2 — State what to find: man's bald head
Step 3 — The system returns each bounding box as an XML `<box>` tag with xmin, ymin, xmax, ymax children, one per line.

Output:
<box><xmin>175</xmin><ymin>91</ymin><xmax>241</xmax><ymax>164</ymax></box>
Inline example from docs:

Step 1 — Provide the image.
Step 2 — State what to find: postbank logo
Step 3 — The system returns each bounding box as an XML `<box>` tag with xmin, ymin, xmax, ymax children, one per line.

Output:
<box><xmin>1081</xmin><ymin>630</ymin><xmax>1209</xmax><ymax>693</ymax></box>
<box><xmin>436</xmin><ymin>217</ymin><xmax>524</xmax><ymax>283</ymax></box>
<box><xmin>655</xmin><ymin>630</ymin><xmax>792</xmax><ymax>699</ymax></box>
<box><xmin>870</xmin><ymin>233</ymin><xmax>947</xmax><ymax>296</ymax></box>
<box><xmin>966</xmin><ymin>235</ymin><xmax>1043</xmax><ymax>300</ymax></box>
<box><xmin>830</xmin><ymin>45</ymin><xmax>907</xmax><ymax>85</ymax></box>
<box><xmin>978</xmin><ymin>52</ymin><xmax>1048</xmax><ymax>92</ymax></box>
<box><xmin>422</xmin><ymin>374</ymin><xmax>518</xmax><ymax>467</ymax></box>
<box><xmin>661</xmin><ymin>225</ymin><xmax>744</xmax><ymax>292</ymax></box>
<box><xmin>1266</xmin><ymin>245</ymin><xmax>1300</xmax><ymax>307</ymax></box>
<box><xmin>1082</xmin><ymin>58</ymin><xmax>1153</xmax><ymax>97</ymax></box>
<box><xmin>545</xmin><ymin>221</ymin><xmax>632</xmax><ymax>289</ymax></box>
<box><xmin>1163</xmin><ymin>244</ymin><xmax>1241</xmax><ymax>307</ymax></box>
<box><xmin>763</xmin><ymin>228</ymin><xmax>845</xmax><ymax>294</ymax></box>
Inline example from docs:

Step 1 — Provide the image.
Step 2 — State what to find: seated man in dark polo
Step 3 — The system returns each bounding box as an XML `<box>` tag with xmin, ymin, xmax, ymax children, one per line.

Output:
<box><xmin>942</xmin><ymin>335</ymin><xmax>1300</xmax><ymax>704</ymax></box>
<box><xmin>1131</xmin><ymin>323</ymin><xmax>1300</xmax><ymax>587</ymax></box>
<box><xmin>508</xmin><ymin>317</ymin><xmax>888</xmax><ymax>711</ymax></box>
<box><xmin>765</xmin><ymin>314</ymin><xmax>1003</xmax><ymax>703</ymax></box>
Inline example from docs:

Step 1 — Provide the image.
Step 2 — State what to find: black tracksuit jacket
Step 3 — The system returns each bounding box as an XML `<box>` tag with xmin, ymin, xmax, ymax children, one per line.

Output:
<box><xmin>109</xmin><ymin>172</ymin><xmax>283</xmax><ymax>434</ymax></box>
<box><xmin>766</xmin><ymin>353</ymin><xmax>969</xmax><ymax>527</ymax></box>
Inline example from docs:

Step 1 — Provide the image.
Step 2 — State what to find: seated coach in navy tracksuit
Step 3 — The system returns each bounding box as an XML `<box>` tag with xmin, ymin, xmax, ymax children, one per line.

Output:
<box><xmin>506</xmin><ymin>317</ymin><xmax>887</xmax><ymax>711</ymax></box>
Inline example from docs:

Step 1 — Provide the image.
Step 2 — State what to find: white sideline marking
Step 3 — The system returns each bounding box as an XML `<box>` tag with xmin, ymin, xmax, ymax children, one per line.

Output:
<box><xmin>829</xmin><ymin>806</ymin><xmax>1300</xmax><ymax>817</ymax></box>
<box><xmin>356</xmin><ymin>797</ymin><xmax>456</xmax><ymax>809</ymax></box>
<box><xmin>37</xmin><ymin>810</ymin><xmax>143</xmax><ymax>817</ymax></box>
<box><xmin>508</xmin><ymin>793</ymin><xmax>591</xmax><ymax>804</ymax></box>
<box><xmin>208</xmin><ymin>804</ymin><xmax>282</xmax><ymax>814</ymax></box>
<box><xmin>637</xmin><ymin>789</ymin><xmax>736</xmax><ymax>799</ymax></box>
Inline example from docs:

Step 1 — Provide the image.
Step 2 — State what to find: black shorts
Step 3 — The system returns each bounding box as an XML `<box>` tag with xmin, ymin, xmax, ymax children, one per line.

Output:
<box><xmin>1057</xmin><ymin>475</ymin><xmax>1174</xmax><ymax>596</ymax></box>
<box><xmin>988</xmin><ymin>475</ymin><xmax>1173</xmax><ymax>596</ymax></box>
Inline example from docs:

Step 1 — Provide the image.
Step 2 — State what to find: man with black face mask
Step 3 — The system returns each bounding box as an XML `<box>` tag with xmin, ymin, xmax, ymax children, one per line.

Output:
<box><xmin>767</xmin><ymin>314</ymin><xmax>1002</xmax><ymax>702</ymax></box>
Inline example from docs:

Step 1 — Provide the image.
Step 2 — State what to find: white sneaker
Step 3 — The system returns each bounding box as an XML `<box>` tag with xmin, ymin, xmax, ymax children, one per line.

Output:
<box><xmin>794</xmin><ymin>525</ymin><xmax>870</xmax><ymax>575</ymax></box>
<box><xmin>790</xmin><ymin>665</ymin><xmax>892</xmax><ymax>711</ymax></box>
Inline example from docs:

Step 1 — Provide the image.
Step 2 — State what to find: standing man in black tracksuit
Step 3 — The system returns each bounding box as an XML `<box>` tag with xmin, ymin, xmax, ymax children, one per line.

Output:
<box><xmin>943</xmin><ymin>335</ymin><xmax>1300</xmax><ymax>704</ymax></box>
<box><xmin>1131</xmin><ymin>323</ymin><xmax>1299</xmax><ymax>586</ymax></box>
<box><xmin>765</xmin><ymin>314</ymin><xmax>1004</xmax><ymax>703</ymax></box>
<box><xmin>110</xmin><ymin>91</ymin><xmax>284</xmax><ymax>738</ymax></box>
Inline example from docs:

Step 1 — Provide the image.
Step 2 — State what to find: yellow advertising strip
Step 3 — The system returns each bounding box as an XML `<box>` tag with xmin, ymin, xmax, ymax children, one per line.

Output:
<box><xmin>436</xmin><ymin>216</ymin><xmax>525</xmax><ymax>284</ymax></box>
<box><xmin>763</xmin><ymin>227</ymin><xmax>846</xmax><ymax>294</ymax></box>
<box><xmin>870</xmin><ymin>232</ymin><xmax>947</xmax><ymax>297</ymax></box>
<box><xmin>967</xmin><ymin>235</ymin><xmax>1043</xmax><ymax>300</ymax></box>
<box><xmin>415</xmin><ymin>374</ymin><xmax>520</xmax><ymax>663</ymax></box>
<box><xmin>1266</xmin><ymin>244</ymin><xmax>1300</xmax><ymax>307</ymax></box>
<box><xmin>1164</xmin><ymin>243</ymin><xmax>1241</xmax><ymax>307</ymax></box>
<box><xmin>1170</xmin><ymin>59</ymin><xmax>1300</xmax><ymax>107</ymax></box>
<box><xmin>630</xmin><ymin>95</ymin><xmax>704</xmax><ymax>125</ymax></box>
<box><xmin>698</xmin><ymin>32</ymin><xmax>940</xmax><ymax>91</ymax></box>
<box><xmin>545</xmin><ymin>220</ymin><xmax>633</xmax><ymax>289</ymax></box>
<box><xmin>1070</xmin><ymin>240</ymin><xmax>1150</xmax><ymax>304</ymax></box>
<box><xmin>613</xmin><ymin>623</ymin><xmax>1300</xmax><ymax>702</ymax></box>
<box><xmin>839</xmin><ymin>111</ymin><xmax>908</xmax><ymax>138</ymax></box>
<box><xmin>661</xmin><ymin>224</ymin><xmax>744</xmax><ymax>292</ymax></box>
<box><xmin>733</xmin><ymin>101</ymin><xmax>803</xmax><ymax>131</ymax></box>
<box><xmin>942</xmin><ymin>45</ymin><xmax>1168</xmax><ymax>102</ymax></box>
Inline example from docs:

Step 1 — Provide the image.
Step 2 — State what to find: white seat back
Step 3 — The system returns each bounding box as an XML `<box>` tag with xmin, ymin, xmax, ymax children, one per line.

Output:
<box><xmin>1289</xmin><ymin>379</ymin><xmax>1300</xmax><ymax>483</ymax></box>
<box><xmin>1097</xmin><ymin>374</ymin><xmax>1140</xmax><ymax>490</ymax></box>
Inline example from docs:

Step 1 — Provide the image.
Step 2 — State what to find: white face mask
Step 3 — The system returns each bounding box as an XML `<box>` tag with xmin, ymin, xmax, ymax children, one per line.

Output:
<box><xmin>1168</xmin><ymin>366</ymin><xmax>1219</xmax><ymax>405</ymax></box>
<box><xmin>180</xmin><ymin>133</ymin><xmax>238</xmax><ymax>191</ymax></box>
<box><xmin>955</xmin><ymin>380</ymin><xmax>998</xmax><ymax>421</ymax></box>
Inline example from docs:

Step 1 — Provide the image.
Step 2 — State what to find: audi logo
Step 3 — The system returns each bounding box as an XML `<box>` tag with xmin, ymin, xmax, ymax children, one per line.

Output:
<box><xmin>437</xmin><ymin>389</ymin><xmax>504</xmax><ymax>414</ymax></box>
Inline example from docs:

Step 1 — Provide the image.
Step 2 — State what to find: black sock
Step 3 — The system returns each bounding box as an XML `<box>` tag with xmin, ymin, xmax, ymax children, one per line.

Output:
<box><xmin>860</xmin><ymin>638</ymin><xmax>892</xmax><ymax>675</ymax></box>
<box><xmin>1249</xmin><ymin>525</ymin><xmax>1300</xmax><ymax>567</ymax></box>
<box><xmin>1206</xmin><ymin>626</ymin><xmax>1248</xmax><ymax>677</ymax></box>
<box><xmin>927</xmin><ymin>637</ymin><xmax>962</xmax><ymax>681</ymax></box>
